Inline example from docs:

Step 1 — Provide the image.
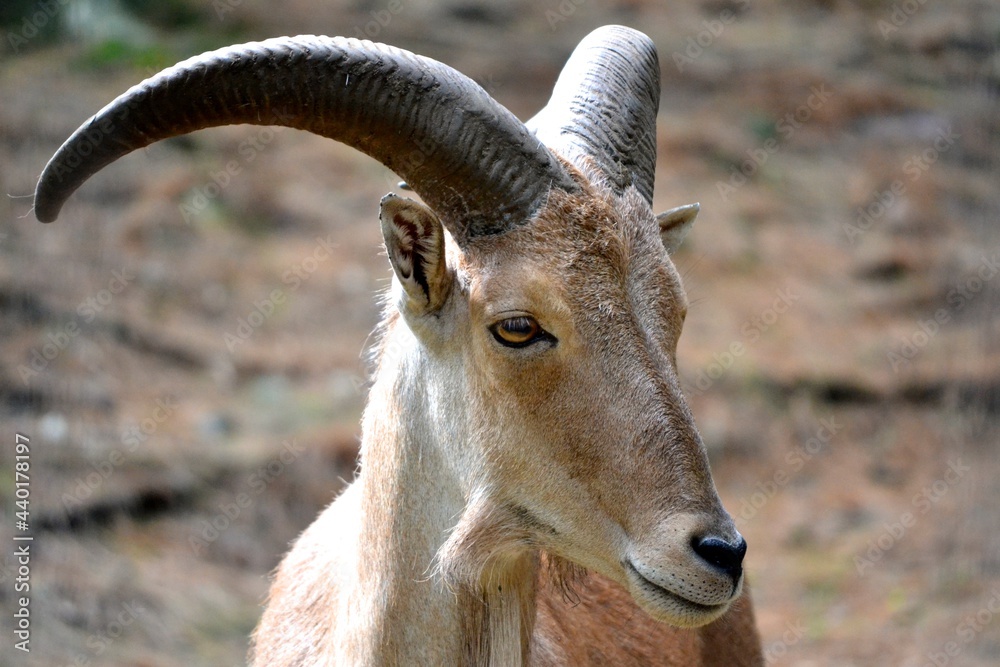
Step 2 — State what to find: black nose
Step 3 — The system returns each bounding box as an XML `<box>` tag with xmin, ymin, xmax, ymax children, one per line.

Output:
<box><xmin>692</xmin><ymin>535</ymin><xmax>747</xmax><ymax>582</ymax></box>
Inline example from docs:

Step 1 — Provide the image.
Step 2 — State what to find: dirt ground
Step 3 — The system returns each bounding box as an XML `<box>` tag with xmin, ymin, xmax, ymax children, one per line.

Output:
<box><xmin>1</xmin><ymin>0</ymin><xmax>999</xmax><ymax>665</ymax></box>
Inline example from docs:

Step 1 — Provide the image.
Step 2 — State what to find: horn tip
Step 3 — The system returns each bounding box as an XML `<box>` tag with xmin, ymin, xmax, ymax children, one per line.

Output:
<box><xmin>33</xmin><ymin>197</ymin><xmax>60</xmax><ymax>223</ymax></box>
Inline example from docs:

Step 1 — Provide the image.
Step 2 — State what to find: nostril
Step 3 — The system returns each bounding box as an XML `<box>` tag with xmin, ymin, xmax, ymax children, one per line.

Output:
<box><xmin>692</xmin><ymin>535</ymin><xmax>747</xmax><ymax>581</ymax></box>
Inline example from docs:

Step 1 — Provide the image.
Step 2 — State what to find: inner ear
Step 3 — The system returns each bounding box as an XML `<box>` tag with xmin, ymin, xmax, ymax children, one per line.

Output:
<box><xmin>656</xmin><ymin>202</ymin><xmax>700</xmax><ymax>254</ymax></box>
<box><xmin>379</xmin><ymin>193</ymin><xmax>452</xmax><ymax>314</ymax></box>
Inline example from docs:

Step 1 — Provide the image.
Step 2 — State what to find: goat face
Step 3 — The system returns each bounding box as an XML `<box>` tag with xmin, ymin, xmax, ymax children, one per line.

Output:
<box><xmin>379</xmin><ymin>171</ymin><xmax>744</xmax><ymax>628</ymax></box>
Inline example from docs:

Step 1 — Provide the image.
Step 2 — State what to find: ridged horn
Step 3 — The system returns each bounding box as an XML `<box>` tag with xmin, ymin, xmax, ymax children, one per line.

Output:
<box><xmin>526</xmin><ymin>25</ymin><xmax>659</xmax><ymax>204</ymax></box>
<box><xmin>33</xmin><ymin>35</ymin><xmax>578</xmax><ymax>240</ymax></box>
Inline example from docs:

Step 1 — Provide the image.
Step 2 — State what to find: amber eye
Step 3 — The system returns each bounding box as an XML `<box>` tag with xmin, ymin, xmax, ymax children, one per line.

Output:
<box><xmin>490</xmin><ymin>316</ymin><xmax>552</xmax><ymax>348</ymax></box>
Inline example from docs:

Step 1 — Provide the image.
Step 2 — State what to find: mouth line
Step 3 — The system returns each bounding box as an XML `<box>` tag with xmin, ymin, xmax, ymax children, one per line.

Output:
<box><xmin>624</xmin><ymin>560</ymin><xmax>728</xmax><ymax>615</ymax></box>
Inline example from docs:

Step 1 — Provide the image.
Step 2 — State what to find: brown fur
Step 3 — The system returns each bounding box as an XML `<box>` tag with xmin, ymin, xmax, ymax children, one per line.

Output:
<box><xmin>534</xmin><ymin>555</ymin><xmax>762</xmax><ymax>665</ymax></box>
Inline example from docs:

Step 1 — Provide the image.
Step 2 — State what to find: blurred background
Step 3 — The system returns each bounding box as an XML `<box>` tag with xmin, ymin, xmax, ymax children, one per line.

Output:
<box><xmin>1</xmin><ymin>0</ymin><xmax>998</xmax><ymax>665</ymax></box>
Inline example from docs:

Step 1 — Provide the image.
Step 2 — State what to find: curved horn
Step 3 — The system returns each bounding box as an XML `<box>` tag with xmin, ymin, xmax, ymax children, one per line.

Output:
<box><xmin>34</xmin><ymin>35</ymin><xmax>577</xmax><ymax>240</ymax></box>
<box><xmin>527</xmin><ymin>25</ymin><xmax>659</xmax><ymax>204</ymax></box>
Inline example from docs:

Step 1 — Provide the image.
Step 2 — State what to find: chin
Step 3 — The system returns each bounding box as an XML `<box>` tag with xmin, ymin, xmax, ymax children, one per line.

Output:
<box><xmin>625</xmin><ymin>561</ymin><xmax>738</xmax><ymax>628</ymax></box>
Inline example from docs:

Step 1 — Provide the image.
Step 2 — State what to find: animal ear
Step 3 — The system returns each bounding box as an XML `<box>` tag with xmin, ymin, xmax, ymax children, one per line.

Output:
<box><xmin>379</xmin><ymin>193</ymin><xmax>451</xmax><ymax>314</ymax></box>
<box><xmin>656</xmin><ymin>202</ymin><xmax>699</xmax><ymax>254</ymax></box>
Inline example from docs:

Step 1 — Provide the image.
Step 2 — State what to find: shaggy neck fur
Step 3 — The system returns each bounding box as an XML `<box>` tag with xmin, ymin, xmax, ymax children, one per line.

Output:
<box><xmin>350</xmin><ymin>317</ymin><xmax>539</xmax><ymax>666</ymax></box>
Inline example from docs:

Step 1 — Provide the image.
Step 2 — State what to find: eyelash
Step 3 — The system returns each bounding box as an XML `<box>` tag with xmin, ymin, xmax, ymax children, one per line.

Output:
<box><xmin>489</xmin><ymin>316</ymin><xmax>556</xmax><ymax>349</ymax></box>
